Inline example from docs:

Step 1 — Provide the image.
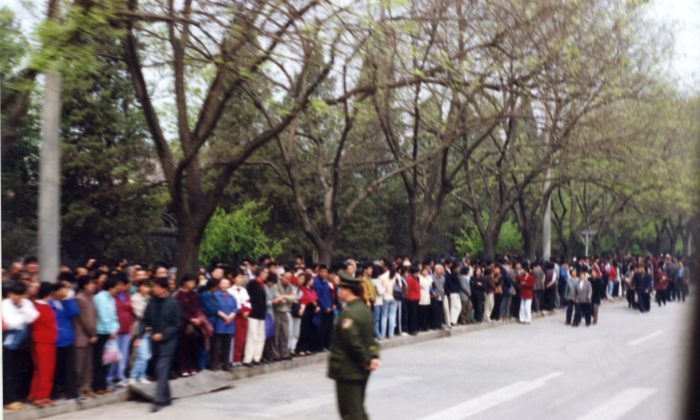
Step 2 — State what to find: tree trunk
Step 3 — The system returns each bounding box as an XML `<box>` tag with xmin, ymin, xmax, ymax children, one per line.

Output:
<box><xmin>412</xmin><ymin>225</ymin><xmax>430</xmax><ymax>263</ymax></box>
<box><xmin>175</xmin><ymin>223</ymin><xmax>203</xmax><ymax>278</ymax></box>
<box><xmin>317</xmin><ymin>240</ymin><xmax>335</xmax><ymax>266</ymax></box>
<box><xmin>38</xmin><ymin>68</ymin><xmax>62</xmax><ymax>284</ymax></box>
<box><xmin>482</xmin><ymin>230</ymin><xmax>498</xmax><ymax>260</ymax></box>
<box><xmin>522</xmin><ymin>225</ymin><xmax>537</xmax><ymax>261</ymax></box>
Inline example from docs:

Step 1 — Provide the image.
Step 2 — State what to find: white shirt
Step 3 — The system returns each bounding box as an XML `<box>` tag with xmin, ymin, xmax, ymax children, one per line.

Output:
<box><xmin>2</xmin><ymin>298</ymin><xmax>39</xmax><ymax>330</ymax></box>
<box><xmin>228</xmin><ymin>284</ymin><xmax>251</xmax><ymax>310</ymax></box>
<box><xmin>418</xmin><ymin>275</ymin><xmax>432</xmax><ymax>305</ymax></box>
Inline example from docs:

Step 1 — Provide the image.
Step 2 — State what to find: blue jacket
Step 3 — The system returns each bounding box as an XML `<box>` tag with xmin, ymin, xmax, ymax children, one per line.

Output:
<box><xmin>199</xmin><ymin>290</ymin><xmax>219</xmax><ymax>328</ymax></box>
<box><xmin>94</xmin><ymin>290</ymin><xmax>119</xmax><ymax>335</ymax></box>
<box><xmin>49</xmin><ymin>299</ymin><xmax>80</xmax><ymax>347</ymax></box>
<box><xmin>313</xmin><ymin>277</ymin><xmax>333</xmax><ymax>311</ymax></box>
<box><xmin>499</xmin><ymin>265</ymin><xmax>511</xmax><ymax>293</ymax></box>
<box><xmin>213</xmin><ymin>290</ymin><xmax>238</xmax><ymax>335</ymax></box>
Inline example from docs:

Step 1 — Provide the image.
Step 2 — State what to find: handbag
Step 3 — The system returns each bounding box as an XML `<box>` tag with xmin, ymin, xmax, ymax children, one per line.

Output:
<box><xmin>2</xmin><ymin>327</ymin><xmax>29</xmax><ymax>350</ymax></box>
<box><xmin>290</xmin><ymin>302</ymin><xmax>302</xmax><ymax>318</ymax></box>
<box><xmin>102</xmin><ymin>338</ymin><xmax>122</xmax><ymax>365</ymax></box>
<box><xmin>264</xmin><ymin>313</ymin><xmax>275</xmax><ymax>339</ymax></box>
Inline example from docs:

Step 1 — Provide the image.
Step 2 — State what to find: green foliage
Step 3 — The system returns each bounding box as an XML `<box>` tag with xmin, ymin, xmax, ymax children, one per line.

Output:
<box><xmin>0</xmin><ymin>8</ymin><xmax>27</xmax><ymax>77</ymax></box>
<box><xmin>455</xmin><ymin>214</ymin><xmax>524</xmax><ymax>257</ymax></box>
<box><xmin>200</xmin><ymin>202</ymin><xmax>284</xmax><ymax>267</ymax></box>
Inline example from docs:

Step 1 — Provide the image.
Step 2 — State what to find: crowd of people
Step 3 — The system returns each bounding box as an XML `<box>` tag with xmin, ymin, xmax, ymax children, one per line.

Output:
<box><xmin>2</xmin><ymin>252</ymin><xmax>691</xmax><ymax>411</ymax></box>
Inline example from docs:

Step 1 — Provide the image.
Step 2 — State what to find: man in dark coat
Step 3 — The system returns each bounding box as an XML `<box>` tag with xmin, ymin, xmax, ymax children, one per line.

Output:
<box><xmin>135</xmin><ymin>277</ymin><xmax>182</xmax><ymax>412</ymax></box>
<box><xmin>328</xmin><ymin>271</ymin><xmax>380</xmax><ymax>420</ymax></box>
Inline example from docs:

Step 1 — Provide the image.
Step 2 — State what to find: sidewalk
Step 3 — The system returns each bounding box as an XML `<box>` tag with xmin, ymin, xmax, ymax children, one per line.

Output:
<box><xmin>5</xmin><ymin>305</ymin><xmax>572</xmax><ymax>420</ymax></box>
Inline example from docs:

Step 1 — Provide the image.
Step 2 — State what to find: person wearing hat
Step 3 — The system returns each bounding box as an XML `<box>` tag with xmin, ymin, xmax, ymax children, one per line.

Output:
<box><xmin>134</xmin><ymin>277</ymin><xmax>182</xmax><ymax>412</ymax></box>
<box><xmin>328</xmin><ymin>271</ymin><xmax>380</xmax><ymax>420</ymax></box>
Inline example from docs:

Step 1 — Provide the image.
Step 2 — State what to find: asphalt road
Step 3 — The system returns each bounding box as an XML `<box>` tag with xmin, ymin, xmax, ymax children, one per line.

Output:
<box><xmin>49</xmin><ymin>298</ymin><xmax>693</xmax><ymax>420</ymax></box>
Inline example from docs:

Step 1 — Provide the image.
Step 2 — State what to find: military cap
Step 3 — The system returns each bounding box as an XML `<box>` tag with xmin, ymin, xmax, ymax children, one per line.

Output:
<box><xmin>338</xmin><ymin>270</ymin><xmax>361</xmax><ymax>287</ymax></box>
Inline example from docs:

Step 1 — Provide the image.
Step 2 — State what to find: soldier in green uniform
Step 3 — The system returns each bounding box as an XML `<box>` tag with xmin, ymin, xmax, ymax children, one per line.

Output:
<box><xmin>328</xmin><ymin>271</ymin><xmax>380</xmax><ymax>420</ymax></box>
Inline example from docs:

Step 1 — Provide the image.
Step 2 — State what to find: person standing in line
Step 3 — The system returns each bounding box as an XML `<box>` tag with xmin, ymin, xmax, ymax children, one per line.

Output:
<box><xmin>370</xmin><ymin>265</ymin><xmax>384</xmax><ymax>338</ymax></box>
<box><xmin>28</xmin><ymin>282</ymin><xmax>58</xmax><ymax>407</ymax></box>
<box><xmin>483</xmin><ymin>268</ymin><xmax>496</xmax><ymax>324</ymax></box>
<box><xmin>243</xmin><ymin>267</ymin><xmax>268</xmax><ymax>366</ymax></box>
<box><xmin>174</xmin><ymin>274</ymin><xmax>206</xmax><ymax>376</ymax></box>
<box><xmin>129</xmin><ymin>280</ymin><xmax>152</xmax><ymax>384</ymax></box>
<box><xmin>417</xmin><ymin>266</ymin><xmax>432</xmax><ymax>331</ymax></box>
<box><xmin>532</xmin><ymin>261</ymin><xmax>545</xmax><ymax>315</ymax></box>
<box><xmin>564</xmin><ymin>268</ymin><xmax>578</xmax><ymax>325</ymax></box>
<box><xmin>573</xmin><ymin>269</ymin><xmax>593</xmax><ymax>327</ymax></box>
<box><xmin>678</xmin><ymin>259</ymin><xmax>690</xmax><ymax>302</ymax></box>
<box><xmin>3</xmin><ymin>281</ymin><xmax>39</xmax><ymax>410</ymax></box>
<box><xmin>635</xmin><ymin>264</ymin><xmax>652</xmax><ymax>313</ymax></box>
<box><xmin>404</xmin><ymin>266</ymin><xmax>421</xmax><ymax>334</ymax></box>
<box><xmin>470</xmin><ymin>267</ymin><xmax>486</xmax><ymax>323</ymax></box>
<box><xmin>109</xmin><ymin>274</ymin><xmax>133</xmax><ymax>388</ymax></box>
<box><xmin>328</xmin><ymin>272</ymin><xmax>380</xmax><ymax>420</ymax></box>
<box><xmin>135</xmin><ymin>278</ymin><xmax>182</xmax><ymax>413</ymax></box>
<box><xmin>498</xmin><ymin>261</ymin><xmax>513</xmax><ymax>323</ymax></box>
<box><xmin>444</xmin><ymin>260</ymin><xmax>463</xmax><ymax>327</ymax></box>
<box><xmin>73</xmin><ymin>276</ymin><xmax>98</xmax><ymax>396</ymax></box>
<box><xmin>380</xmin><ymin>266</ymin><xmax>398</xmax><ymax>338</ymax></box>
<box><xmin>313</xmin><ymin>265</ymin><xmax>335</xmax><ymax>350</ymax></box>
<box><xmin>590</xmin><ymin>270</ymin><xmax>603</xmax><ymax>325</ymax></box>
<box><xmin>558</xmin><ymin>261</ymin><xmax>570</xmax><ymax>309</ymax></box>
<box><xmin>457</xmin><ymin>265</ymin><xmax>473</xmax><ymax>324</ymax></box>
<box><xmin>92</xmin><ymin>277</ymin><xmax>119</xmax><ymax>395</ymax></box>
<box><xmin>296</xmin><ymin>274</ymin><xmax>319</xmax><ymax>355</ymax></box>
<box><xmin>359</xmin><ymin>264</ymin><xmax>376</xmax><ymax>308</ymax></box>
<box><xmin>272</xmin><ymin>271</ymin><xmax>297</xmax><ymax>360</ymax></box>
<box><xmin>654</xmin><ymin>263</ymin><xmax>669</xmax><ymax>307</ymax></box>
<box><xmin>229</xmin><ymin>271</ymin><xmax>251</xmax><ymax>366</ymax></box>
<box><xmin>198</xmin><ymin>279</ymin><xmax>220</xmax><ymax>369</ymax></box>
<box><xmin>517</xmin><ymin>262</ymin><xmax>535</xmax><ymax>324</ymax></box>
<box><xmin>211</xmin><ymin>277</ymin><xmax>237</xmax><ymax>371</ymax></box>
<box><xmin>48</xmin><ymin>282</ymin><xmax>80</xmax><ymax>400</ymax></box>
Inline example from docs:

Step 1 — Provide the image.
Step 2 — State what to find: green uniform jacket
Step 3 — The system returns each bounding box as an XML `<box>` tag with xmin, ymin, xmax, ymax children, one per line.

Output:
<box><xmin>327</xmin><ymin>298</ymin><xmax>379</xmax><ymax>381</ymax></box>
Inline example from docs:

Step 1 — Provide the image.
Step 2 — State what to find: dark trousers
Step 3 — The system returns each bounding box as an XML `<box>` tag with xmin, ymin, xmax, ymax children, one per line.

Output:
<box><xmin>491</xmin><ymin>294</ymin><xmax>502</xmax><ymax>320</ymax></box>
<box><xmin>335</xmin><ymin>378</ymin><xmax>369</xmax><ymax>420</ymax></box>
<box><xmin>406</xmin><ymin>300</ymin><xmax>419</xmax><ymax>334</ymax></box>
<box><xmin>53</xmin><ymin>345</ymin><xmax>77</xmax><ymax>399</ymax></box>
<box><xmin>533</xmin><ymin>290</ymin><xmax>544</xmax><ymax>312</ymax></box>
<box><xmin>626</xmin><ymin>289</ymin><xmax>636</xmax><ymax>308</ymax></box>
<box><xmin>430</xmin><ymin>299</ymin><xmax>443</xmax><ymax>329</ymax></box>
<box><xmin>273</xmin><ymin>312</ymin><xmax>290</xmax><ymax>359</ymax></box>
<box><xmin>319</xmin><ymin>311</ymin><xmax>334</xmax><ymax>350</ymax></box>
<box><xmin>3</xmin><ymin>347</ymin><xmax>32</xmax><ymax>404</ymax></box>
<box><xmin>510</xmin><ymin>295</ymin><xmax>521</xmax><ymax>318</ymax></box>
<box><xmin>178</xmin><ymin>331</ymin><xmax>200</xmax><ymax>373</ymax></box>
<box><xmin>92</xmin><ymin>335</ymin><xmax>110</xmax><ymax>391</ymax></box>
<box><xmin>154</xmin><ymin>355</ymin><xmax>173</xmax><ymax>407</ymax></box>
<box><xmin>400</xmin><ymin>300</ymin><xmax>408</xmax><ymax>333</ymax></box>
<box><xmin>418</xmin><ymin>305</ymin><xmax>431</xmax><ymax>331</ymax></box>
<box><xmin>573</xmin><ymin>303</ymin><xmax>592</xmax><ymax>326</ymax></box>
<box><xmin>558</xmin><ymin>282</ymin><xmax>567</xmax><ymax>308</ymax></box>
<box><xmin>656</xmin><ymin>290</ymin><xmax>667</xmax><ymax>307</ymax></box>
<box><xmin>472</xmin><ymin>296</ymin><xmax>484</xmax><ymax>323</ymax></box>
<box><xmin>637</xmin><ymin>291</ymin><xmax>651</xmax><ymax>312</ymax></box>
<box><xmin>210</xmin><ymin>334</ymin><xmax>232</xmax><ymax>370</ymax></box>
<box><xmin>297</xmin><ymin>305</ymin><xmax>317</xmax><ymax>353</ymax></box>
<box><xmin>565</xmin><ymin>300</ymin><xmax>575</xmax><ymax>324</ymax></box>
<box><xmin>543</xmin><ymin>287</ymin><xmax>556</xmax><ymax>311</ymax></box>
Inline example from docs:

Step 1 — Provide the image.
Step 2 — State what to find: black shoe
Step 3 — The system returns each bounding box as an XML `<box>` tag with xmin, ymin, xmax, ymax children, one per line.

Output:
<box><xmin>151</xmin><ymin>405</ymin><xmax>162</xmax><ymax>413</ymax></box>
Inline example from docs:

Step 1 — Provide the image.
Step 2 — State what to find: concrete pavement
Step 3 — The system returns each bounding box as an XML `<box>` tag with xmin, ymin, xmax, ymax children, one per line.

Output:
<box><xmin>46</xmin><ymin>298</ymin><xmax>693</xmax><ymax>420</ymax></box>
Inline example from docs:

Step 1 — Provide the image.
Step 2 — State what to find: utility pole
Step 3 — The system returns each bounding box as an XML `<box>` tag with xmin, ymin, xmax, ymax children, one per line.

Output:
<box><xmin>38</xmin><ymin>0</ymin><xmax>62</xmax><ymax>283</ymax></box>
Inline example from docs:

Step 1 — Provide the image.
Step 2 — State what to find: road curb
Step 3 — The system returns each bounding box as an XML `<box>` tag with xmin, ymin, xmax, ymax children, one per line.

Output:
<box><xmin>5</xmin><ymin>303</ymin><xmax>571</xmax><ymax>419</ymax></box>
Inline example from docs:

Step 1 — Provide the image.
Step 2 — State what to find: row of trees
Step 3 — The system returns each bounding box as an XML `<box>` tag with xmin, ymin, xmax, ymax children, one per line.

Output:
<box><xmin>2</xmin><ymin>0</ymin><xmax>697</xmax><ymax>273</ymax></box>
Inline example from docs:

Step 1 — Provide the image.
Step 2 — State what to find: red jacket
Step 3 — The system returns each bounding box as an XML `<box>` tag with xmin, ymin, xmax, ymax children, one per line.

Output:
<box><xmin>31</xmin><ymin>301</ymin><xmax>57</xmax><ymax>345</ymax></box>
<box><xmin>406</xmin><ymin>275</ymin><xmax>421</xmax><ymax>301</ymax></box>
<box><xmin>517</xmin><ymin>273</ymin><xmax>535</xmax><ymax>300</ymax></box>
<box><xmin>115</xmin><ymin>292</ymin><xmax>133</xmax><ymax>334</ymax></box>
